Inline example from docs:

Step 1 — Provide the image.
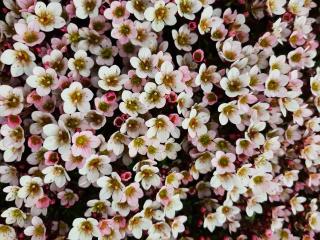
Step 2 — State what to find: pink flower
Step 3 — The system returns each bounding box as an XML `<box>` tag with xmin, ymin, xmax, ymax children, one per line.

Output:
<box><xmin>121</xmin><ymin>182</ymin><xmax>143</xmax><ymax>207</ymax></box>
<box><xmin>36</xmin><ymin>195</ymin><xmax>51</xmax><ymax>209</ymax></box>
<box><xmin>27</xmin><ymin>135</ymin><xmax>43</xmax><ymax>152</ymax></box>
<box><xmin>44</xmin><ymin>151</ymin><xmax>60</xmax><ymax>166</ymax></box>
<box><xmin>104</xmin><ymin>1</ymin><xmax>130</xmax><ymax>24</ymax></box>
<box><xmin>111</xmin><ymin>20</ymin><xmax>137</xmax><ymax>44</ymax></box>
<box><xmin>13</xmin><ymin>21</ymin><xmax>45</xmax><ymax>47</ymax></box>
<box><xmin>211</xmin><ymin>151</ymin><xmax>236</xmax><ymax>174</ymax></box>
<box><xmin>71</xmin><ymin>131</ymin><xmax>101</xmax><ymax>157</ymax></box>
<box><xmin>17</xmin><ymin>0</ymin><xmax>36</xmax><ymax>12</ymax></box>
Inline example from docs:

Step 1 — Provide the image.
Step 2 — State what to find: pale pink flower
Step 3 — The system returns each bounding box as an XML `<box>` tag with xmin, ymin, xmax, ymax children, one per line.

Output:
<box><xmin>71</xmin><ymin>131</ymin><xmax>100</xmax><ymax>157</ymax></box>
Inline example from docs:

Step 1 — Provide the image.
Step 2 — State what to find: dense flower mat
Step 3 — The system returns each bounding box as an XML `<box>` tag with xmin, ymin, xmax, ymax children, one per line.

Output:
<box><xmin>0</xmin><ymin>0</ymin><xmax>320</xmax><ymax>239</ymax></box>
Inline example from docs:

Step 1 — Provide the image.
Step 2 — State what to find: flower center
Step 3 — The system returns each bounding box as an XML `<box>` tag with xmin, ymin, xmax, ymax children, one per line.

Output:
<box><xmin>267</xmin><ymin>79</ymin><xmax>279</xmax><ymax>91</ymax></box>
<box><xmin>114</xmin><ymin>6</ymin><xmax>125</xmax><ymax>17</ymax></box>
<box><xmin>119</xmin><ymin>24</ymin><xmax>131</xmax><ymax>36</ymax></box>
<box><xmin>291</xmin><ymin>53</ymin><xmax>302</xmax><ymax>63</ymax></box>
<box><xmin>148</xmin><ymin>90</ymin><xmax>160</xmax><ymax>103</ymax></box>
<box><xmin>133</xmin><ymin>0</ymin><xmax>146</xmax><ymax>12</ymax></box>
<box><xmin>75</xmin><ymin>135</ymin><xmax>89</xmax><ymax>147</ymax></box>
<box><xmin>126</xmin><ymin>100</ymin><xmax>139</xmax><ymax>112</ymax></box>
<box><xmin>16</xmin><ymin>50</ymin><xmax>30</xmax><ymax>63</ymax></box>
<box><xmin>179</xmin><ymin>0</ymin><xmax>192</xmax><ymax>13</ymax></box>
<box><xmin>80</xmin><ymin>221</ymin><xmax>93</xmax><ymax>234</ymax></box>
<box><xmin>28</xmin><ymin>183</ymin><xmax>41</xmax><ymax>196</ymax></box>
<box><xmin>224</xmin><ymin>51</ymin><xmax>236</xmax><ymax>61</ymax></box>
<box><xmin>38</xmin><ymin>11</ymin><xmax>54</xmax><ymax>26</ymax></box>
<box><xmin>218</xmin><ymin>156</ymin><xmax>229</xmax><ymax>167</ymax></box>
<box><xmin>73</xmin><ymin>58</ymin><xmax>86</xmax><ymax>71</ymax></box>
<box><xmin>70</xmin><ymin>90</ymin><xmax>83</xmax><ymax>103</ymax></box>
<box><xmin>155</xmin><ymin>6</ymin><xmax>168</xmax><ymax>20</ymax></box>
<box><xmin>101</xmin><ymin>47</ymin><xmax>112</xmax><ymax>59</ymax></box>
<box><xmin>155</xmin><ymin>118</ymin><xmax>166</xmax><ymax>129</ymax></box>
<box><xmin>39</xmin><ymin>74</ymin><xmax>54</xmax><ymax>88</ymax></box>
<box><xmin>23</xmin><ymin>31</ymin><xmax>39</xmax><ymax>43</ymax></box>
<box><xmin>84</xmin><ymin>0</ymin><xmax>96</xmax><ymax>13</ymax></box>
<box><xmin>6</xmin><ymin>94</ymin><xmax>21</xmax><ymax>108</ymax></box>
<box><xmin>177</xmin><ymin>34</ymin><xmax>189</xmax><ymax>46</ymax></box>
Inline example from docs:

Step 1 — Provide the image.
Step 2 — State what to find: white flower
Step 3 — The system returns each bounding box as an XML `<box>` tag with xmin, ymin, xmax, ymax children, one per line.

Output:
<box><xmin>0</xmin><ymin>165</ymin><xmax>18</xmax><ymax>185</ymax></box>
<box><xmin>126</xmin><ymin>0</ymin><xmax>149</xmax><ymax>20</ymax></box>
<box><xmin>107</xmin><ymin>131</ymin><xmax>130</xmax><ymax>156</ymax></box>
<box><xmin>0</xmin><ymin>124</ymin><xmax>24</xmax><ymax>148</ymax></box>
<box><xmin>26</xmin><ymin>67</ymin><xmax>58</xmax><ymax>96</ymax></box>
<box><xmin>172</xmin><ymin>24</ymin><xmax>198</xmax><ymax>51</ymax></box>
<box><xmin>98</xmin><ymin>65</ymin><xmax>128</xmax><ymax>91</ymax></box>
<box><xmin>97</xmin><ymin>172</ymin><xmax>124</xmax><ymax>202</ymax></box>
<box><xmin>288</xmin><ymin>0</ymin><xmax>309</xmax><ymax>16</ymax></box>
<box><xmin>135</xmin><ymin>165</ymin><xmax>161</xmax><ymax>190</ymax></box>
<box><xmin>24</xmin><ymin>216</ymin><xmax>46</xmax><ymax>240</ymax></box>
<box><xmin>195</xmin><ymin>63</ymin><xmax>221</xmax><ymax>92</ymax></box>
<box><xmin>1</xmin><ymin>207</ymin><xmax>26</xmax><ymax>227</ymax></box>
<box><xmin>139</xmin><ymin>82</ymin><xmax>167</xmax><ymax>109</ymax></box>
<box><xmin>148</xmin><ymin>221</ymin><xmax>171</xmax><ymax>239</ymax></box>
<box><xmin>266</xmin><ymin>0</ymin><xmax>286</xmax><ymax>15</ymax></box>
<box><xmin>18</xmin><ymin>176</ymin><xmax>43</xmax><ymax>205</ymax></box>
<box><xmin>146</xmin><ymin>115</ymin><xmax>180</xmax><ymax>142</ymax></box>
<box><xmin>144</xmin><ymin>0</ymin><xmax>177</xmax><ymax>32</ymax></box>
<box><xmin>3</xmin><ymin>186</ymin><xmax>23</xmax><ymax>208</ymax></box>
<box><xmin>0</xmin><ymin>224</ymin><xmax>16</xmax><ymax>240</ymax></box>
<box><xmin>74</xmin><ymin>0</ymin><xmax>102</xmax><ymax>19</ymax></box>
<box><xmin>198</xmin><ymin>6</ymin><xmax>214</xmax><ymax>34</ymax></box>
<box><xmin>177</xmin><ymin>92</ymin><xmax>194</xmax><ymax>116</ymax></box>
<box><xmin>155</xmin><ymin>61</ymin><xmax>184</xmax><ymax>93</ymax></box>
<box><xmin>216</xmin><ymin>201</ymin><xmax>240</xmax><ymax>223</ymax></box>
<box><xmin>43</xmin><ymin>123</ymin><xmax>70</xmax><ymax>154</ymax></box>
<box><xmin>119</xmin><ymin>91</ymin><xmax>147</xmax><ymax>117</ymax></box>
<box><xmin>182</xmin><ymin>108</ymin><xmax>210</xmax><ymax>137</ymax></box>
<box><xmin>265</xmin><ymin>70</ymin><xmax>289</xmax><ymax>97</ymax></box>
<box><xmin>61</xmin><ymin>82</ymin><xmax>93</xmax><ymax>114</ymax></box>
<box><xmin>128</xmin><ymin>137</ymin><xmax>148</xmax><ymax>157</ymax></box>
<box><xmin>1</xmin><ymin>42</ymin><xmax>36</xmax><ymax>77</ymax></box>
<box><xmin>128</xmin><ymin>214</ymin><xmax>152</xmax><ymax>239</ymax></box>
<box><xmin>220</xmin><ymin>67</ymin><xmax>249</xmax><ymax>97</ymax></box>
<box><xmin>176</xmin><ymin>0</ymin><xmax>202</xmax><ymax>20</ymax></box>
<box><xmin>309</xmin><ymin>212</ymin><xmax>320</xmax><ymax>231</ymax></box>
<box><xmin>164</xmin><ymin>195</ymin><xmax>183</xmax><ymax>219</ymax></box>
<box><xmin>164</xmin><ymin>138</ymin><xmax>181</xmax><ymax>160</ymax></box>
<box><xmin>68</xmin><ymin>50</ymin><xmax>94</xmax><ymax>78</ymax></box>
<box><xmin>130</xmin><ymin>47</ymin><xmax>156</xmax><ymax>78</ymax></box>
<box><xmin>246</xmin><ymin>195</ymin><xmax>265</xmax><ymax>217</ymax></box>
<box><xmin>68</xmin><ymin>218</ymin><xmax>101</xmax><ymax>240</ymax></box>
<box><xmin>203</xmin><ymin>213</ymin><xmax>223</xmax><ymax>232</ymax></box>
<box><xmin>218</xmin><ymin>38</ymin><xmax>242</xmax><ymax>62</ymax></box>
<box><xmin>171</xmin><ymin>215</ymin><xmax>187</xmax><ymax>238</ymax></box>
<box><xmin>218</xmin><ymin>101</ymin><xmax>241</xmax><ymax>125</ymax></box>
<box><xmin>79</xmin><ymin>155</ymin><xmax>112</xmax><ymax>183</ymax></box>
<box><xmin>290</xmin><ymin>195</ymin><xmax>306</xmax><ymax>215</ymax></box>
<box><xmin>27</xmin><ymin>2</ymin><xmax>65</xmax><ymax>32</ymax></box>
<box><xmin>42</xmin><ymin>164</ymin><xmax>70</xmax><ymax>188</ymax></box>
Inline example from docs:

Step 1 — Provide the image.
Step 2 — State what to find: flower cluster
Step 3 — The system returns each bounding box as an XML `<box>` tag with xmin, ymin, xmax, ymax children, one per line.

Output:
<box><xmin>0</xmin><ymin>0</ymin><xmax>320</xmax><ymax>239</ymax></box>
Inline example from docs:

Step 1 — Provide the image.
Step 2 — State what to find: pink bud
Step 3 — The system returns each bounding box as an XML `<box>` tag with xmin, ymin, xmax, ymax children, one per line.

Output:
<box><xmin>169</xmin><ymin>113</ymin><xmax>181</xmax><ymax>126</ymax></box>
<box><xmin>188</xmin><ymin>21</ymin><xmax>197</xmax><ymax>31</ymax></box>
<box><xmin>44</xmin><ymin>151</ymin><xmax>60</xmax><ymax>166</ymax></box>
<box><xmin>6</xmin><ymin>115</ymin><xmax>22</xmax><ymax>128</ymax></box>
<box><xmin>193</xmin><ymin>49</ymin><xmax>205</xmax><ymax>63</ymax></box>
<box><xmin>121</xmin><ymin>171</ymin><xmax>132</xmax><ymax>182</ymax></box>
<box><xmin>114</xmin><ymin>116</ymin><xmax>124</xmax><ymax>127</ymax></box>
<box><xmin>28</xmin><ymin>135</ymin><xmax>43</xmax><ymax>152</ymax></box>
<box><xmin>36</xmin><ymin>196</ymin><xmax>51</xmax><ymax>209</ymax></box>
<box><xmin>103</xmin><ymin>91</ymin><xmax>117</xmax><ymax>104</ymax></box>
